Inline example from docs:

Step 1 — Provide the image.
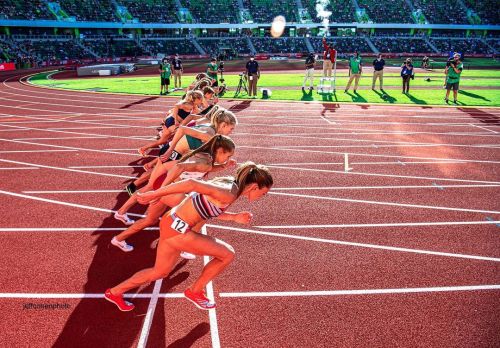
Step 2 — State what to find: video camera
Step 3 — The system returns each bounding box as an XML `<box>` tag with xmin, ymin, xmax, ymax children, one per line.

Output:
<box><xmin>218</xmin><ymin>61</ymin><xmax>224</xmax><ymax>72</ymax></box>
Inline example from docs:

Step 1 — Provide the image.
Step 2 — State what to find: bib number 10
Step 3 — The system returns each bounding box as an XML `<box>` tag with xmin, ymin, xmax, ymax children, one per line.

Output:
<box><xmin>171</xmin><ymin>217</ymin><xmax>188</xmax><ymax>233</ymax></box>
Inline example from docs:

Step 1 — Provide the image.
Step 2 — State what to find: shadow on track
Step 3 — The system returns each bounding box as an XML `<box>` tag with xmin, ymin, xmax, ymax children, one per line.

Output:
<box><xmin>120</xmin><ymin>96</ymin><xmax>160</xmax><ymax>109</ymax></box>
<box><xmin>53</xmin><ymin>157</ymin><xmax>191</xmax><ymax>347</ymax></box>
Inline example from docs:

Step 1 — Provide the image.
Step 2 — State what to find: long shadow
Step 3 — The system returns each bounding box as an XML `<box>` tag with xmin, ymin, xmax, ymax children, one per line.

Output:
<box><xmin>405</xmin><ymin>92</ymin><xmax>427</xmax><ymax>105</ymax></box>
<box><xmin>120</xmin><ymin>96</ymin><xmax>159</xmax><ymax>109</ymax></box>
<box><xmin>53</xmin><ymin>157</ymin><xmax>190</xmax><ymax>347</ymax></box>
<box><xmin>167</xmin><ymin>323</ymin><xmax>210</xmax><ymax>348</ymax></box>
<box><xmin>457</xmin><ymin>107</ymin><xmax>500</xmax><ymax>125</ymax></box>
<box><xmin>374</xmin><ymin>89</ymin><xmax>396</xmax><ymax>103</ymax></box>
<box><xmin>228</xmin><ymin>100</ymin><xmax>252</xmax><ymax>113</ymax></box>
<box><xmin>458</xmin><ymin>90</ymin><xmax>491</xmax><ymax>101</ymax></box>
<box><xmin>320</xmin><ymin>100</ymin><xmax>340</xmax><ymax>116</ymax></box>
<box><xmin>346</xmin><ymin>91</ymin><xmax>367</xmax><ymax>103</ymax></box>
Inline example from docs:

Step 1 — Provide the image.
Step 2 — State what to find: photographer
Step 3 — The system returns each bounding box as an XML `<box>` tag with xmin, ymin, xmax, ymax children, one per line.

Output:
<box><xmin>218</xmin><ymin>60</ymin><xmax>225</xmax><ymax>79</ymax></box>
<box><xmin>400</xmin><ymin>58</ymin><xmax>414</xmax><ymax>94</ymax></box>
<box><xmin>302</xmin><ymin>52</ymin><xmax>315</xmax><ymax>90</ymax></box>
<box><xmin>246</xmin><ymin>54</ymin><xmax>260</xmax><ymax>98</ymax></box>
<box><xmin>444</xmin><ymin>53</ymin><xmax>463</xmax><ymax>104</ymax></box>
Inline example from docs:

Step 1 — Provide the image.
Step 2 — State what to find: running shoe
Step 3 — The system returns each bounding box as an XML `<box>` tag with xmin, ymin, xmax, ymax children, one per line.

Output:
<box><xmin>125</xmin><ymin>183</ymin><xmax>137</xmax><ymax>196</ymax></box>
<box><xmin>180</xmin><ymin>251</ymin><xmax>196</xmax><ymax>260</ymax></box>
<box><xmin>104</xmin><ymin>289</ymin><xmax>135</xmax><ymax>311</ymax></box>
<box><xmin>184</xmin><ymin>289</ymin><xmax>216</xmax><ymax>310</ymax></box>
<box><xmin>111</xmin><ymin>237</ymin><xmax>134</xmax><ymax>252</ymax></box>
<box><xmin>114</xmin><ymin>212</ymin><xmax>135</xmax><ymax>225</ymax></box>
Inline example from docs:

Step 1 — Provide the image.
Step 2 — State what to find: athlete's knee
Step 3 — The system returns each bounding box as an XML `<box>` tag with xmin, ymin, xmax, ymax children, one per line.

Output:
<box><xmin>220</xmin><ymin>244</ymin><xmax>235</xmax><ymax>264</ymax></box>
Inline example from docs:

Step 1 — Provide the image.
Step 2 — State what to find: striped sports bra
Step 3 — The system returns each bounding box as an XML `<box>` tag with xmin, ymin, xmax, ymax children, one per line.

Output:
<box><xmin>190</xmin><ymin>181</ymin><xmax>236</xmax><ymax>220</ymax></box>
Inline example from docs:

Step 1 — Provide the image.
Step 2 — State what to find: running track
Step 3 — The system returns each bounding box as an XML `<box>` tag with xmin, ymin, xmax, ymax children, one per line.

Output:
<box><xmin>0</xmin><ymin>70</ymin><xmax>499</xmax><ymax>347</ymax></box>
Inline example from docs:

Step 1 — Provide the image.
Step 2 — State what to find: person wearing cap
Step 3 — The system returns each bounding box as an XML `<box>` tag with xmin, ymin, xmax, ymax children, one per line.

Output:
<box><xmin>246</xmin><ymin>55</ymin><xmax>260</xmax><ymax>98</ymax></box>
<box><xmin>400</xmin><ymin>57</ymin><xmax>414</xmax><ymax>94</ymax></box>
<box><xmin>444</xmin><ymin>53</ymin><xmax>463</xmax><ymax>104</ymax></box>
<box><xmin>302</xmin><ymin>53</ymin><xmax>316</xmax><ymax>90</ymax></box>
<box><xmin>171</xmin><ymin>53</ymin><xmax>183</xmax><ymax>89</ymax></box>
<box><xmin>206</xmin><ymin>58</ymin><xmax>219</xmax><ymax>87</ymax></box>
<box><xmin>345</xmin><ymin>52</ymin><xmax>362</xmax><ymax>93</ymax></box>
<box><xmin>322</xmin><ymin>37</ymin><xmax>336</xmax><ymax>77</ymax></box>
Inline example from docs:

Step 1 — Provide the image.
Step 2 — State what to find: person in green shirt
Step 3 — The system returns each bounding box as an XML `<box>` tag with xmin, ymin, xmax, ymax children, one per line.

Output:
<box><xmin>159</xmin><ymin>57</ymin><xmax>172</xmax><ymax>95</ymax></box>
<box><xmin>444</xmin><ymin>53</ymin><xmax>463</xmax><ymax>104</ymax></box>
<box><xmin>345</xmin><ymin>52</ymin><xmax>362</xmax><ymax>93</ymax></box>
<box><xmin>206</xmin><ymin>58</ymin><xmax>219</xmax><ymax>87</ymax></box>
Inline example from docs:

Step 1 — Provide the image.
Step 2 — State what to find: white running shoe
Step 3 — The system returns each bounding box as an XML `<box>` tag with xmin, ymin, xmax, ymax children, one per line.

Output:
<box><xmin>111</xmin><ymin>237</ymin><xmax>134</xmax><ymax>252</ymax></box>
<box><xmin>180</xmin><ymin>251</ymin><xmax>196</xmax><ymax>260</ymax></box>
<box><xmin>114</xmin><ymin>212</ymin><xmax>135</xmax><ymax>225</ymax></box>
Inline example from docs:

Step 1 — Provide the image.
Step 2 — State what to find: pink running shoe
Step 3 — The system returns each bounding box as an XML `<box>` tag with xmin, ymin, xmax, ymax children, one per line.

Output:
<box><xmin>184</xmin><ymin>289</ymin><xmax>216</xmax><ymax>310</ymax></box>
<box><xmin>104</xmin><ymin>289</ymin><xmax>135</xmax><ymax>311</ymax></box>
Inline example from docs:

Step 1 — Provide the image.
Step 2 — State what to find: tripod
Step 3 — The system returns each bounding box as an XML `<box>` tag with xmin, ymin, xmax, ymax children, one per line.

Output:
<box><xmin>234</xmin><ymin>73</ymin><xmax>248</xmax><ymax>97</ymax></box>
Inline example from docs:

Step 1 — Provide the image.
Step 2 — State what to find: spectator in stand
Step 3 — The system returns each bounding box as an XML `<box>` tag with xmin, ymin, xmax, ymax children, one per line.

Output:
<box><xmin>401</xmin><ymin>58</ymin><xmax>414</xmax><ymax>94</ymax></box>
<box><xmin>345</xmin><ymin>52</ymin><xmax>362</xmax><ymax>93</ymax></box>
<box><xmin>302</xmin><ymin>52</ymin><xmax>316</xmax><ymax>90</ymax></box>
<box><xmin>206</xmin><ymin>58</ymin><xmax>219</xmax><ymax>87</ymax></box>
<box><xmin>444</xmin><ymin>53</ymin><xmax>463</xmax><ymax>104</ymax></box>
<box><xmin>322</xmin><ymin>37</ymin><xmax>336</xmax><ymax>77</ymax></box>
<box><xmin>246</xmin><ymin>54</ymin><xmax>260</xmax><ymax>98</ymax></box>
<box><xmin>372</xmin><ymin>53</ymin><xmax>385</xmax><ymax>90</ymax></box>
<box><xmin>171</xmin><ymin>53</ymin><xmax>183</xmax><ymax>89</ymax></box>
<box><xmin>159</xmin><ymin>57</ymin><xmax>171</xmax><ymax>95</ymax></box>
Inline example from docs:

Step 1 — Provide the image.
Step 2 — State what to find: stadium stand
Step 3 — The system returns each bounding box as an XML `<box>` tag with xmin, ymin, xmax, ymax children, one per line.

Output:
<box><xmin>141</xmin><ymin>38</ymin><xmax>198</xmax><ymax>56</ymax></box>
<box><xmin>371</xmin><ymin>36</ymin><xmax>433</xmax><ymax>53</ymax></box>
<box><xmin>251</xmin><ymin>37</ymin><xmax>309</xmax><ymax>54</ymax></box>
<box><xmin>463</xmin><ymin>0</ymin><xmax>500</xmax><ymax>25</ymax></box>
<box><xmin>429</xmin><ymin>37</ymin><xmax>496</xmax><ymax>54</ymax></box>
<box><xmin>56</xmin><ymin>0</ymin><xmax>117</xmax><ymax>22</ymax></box>
<box><xmin>412</xmin><ymin>0</ymin><xmax>468</xmax><ymax>24</ymax></box>
<box><xmin>27</xmin><ymin>39</ymin><xmax>94</xmax><ymax>60</ymax></box>
<box><xmin>310</xmin><ymin>37</ymin><xmax>372</xmax><ymax>54</ymax></box>
<box><xmin>183</xmin><ymin>0</ymin><xmax>239</xmax><ymax>24</ymax></box>
<box><xmin>0</xmin><ymin>0</ymin><xmax>52</xmax><ymax>20</ymax></box>
<box><xmin>357</xmin><ymin>0</ymin><xmax>413</xmax><ymax>23</ymax></box>
<box><xmin>242</xmin><ymin>0</ymin><xmax>298</xmax><ymax>23</ymax></box>
<box><xmin>303</xmin><ymin>0</ymin><xmax>356</xmax><ymax>23</ymax></box>
<box><xmin>198</xmin><ymin>38</ymin><xmax>251</xmax><ymax>56</ymax></box>
<box><xmin>120</xmin><ymin>0</ymin><xmax>178</xmax><ymax>23</ymax></box>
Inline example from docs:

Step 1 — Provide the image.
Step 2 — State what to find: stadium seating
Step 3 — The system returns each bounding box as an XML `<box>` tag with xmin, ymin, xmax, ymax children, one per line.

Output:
<box><xmin>242</xmin><ymin>0</ymin><xmax>297</xmax><ymax>23</ymax></box>
<box><xmin>429</xmin><ymin>38</ymin><xmax>495</xmax><ymax>54</ymax></box>
<box><xmin>357</xmin><ymin>0</ymin><xmax>413</xmax><ymax>23</ymax></box>
<box><xmin>198</xmin><ymin>38</ymin><xmax>251</xmax><ymax>55</ymax></box>
<box><xmin>310</xmin><ymin>37</ymin><xmax>372</xmax><ymax>54</ymax></box>
<box><xmin>412</xmin><ymin>0</ymin><xmax>468</xmax><ymax>24</ymax></box>
<box><xmin>463</xmin><ymin>0</ymin><xmax>499</xmax><ymax>25</ymax></box>
<box><xmin>184</xmin><ymin>0</ymin><xmax>239</xmax><ymax>24</ymax></box>
<box><xmin>27</xmin><ymin>39</ymin><xmax>94</xmax><ymax>60</ymax></box>
<box><xmin>141</xmin><ymin>39</ymin><xmax>198</xmax><ymax>56</ymax></box>
<box><xmin>121</xmin><ymin>0</ymin><xmax>178</xmax><ymax>23</ymax></box>
<box><xmin>56</xmin><ymin>0</ymin><xmax>116</xmax><ymax>22</ymax></box>
<box><xmin>303</xmin><ymin>0</ymin><xmax>356</xmax><ymax>23</ymax></box>
<box><xmin>371</xmin><ymin>37</ymin><xmax>433</xmax><ymax>53</ymax></box>
<box><xmin>251</xmin><ymin>37</ymin><xmax>308</xmax><ymax>54</ymax></box>
<box><xmin>0</xmin><ymin>0</ymin><xmax>52</xmax><ymax>20</ymax></box>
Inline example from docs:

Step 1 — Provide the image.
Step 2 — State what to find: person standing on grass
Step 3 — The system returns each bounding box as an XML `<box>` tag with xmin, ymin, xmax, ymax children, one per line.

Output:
<box><xmin>105</xmin><ymin>162</ymin><xmax>273</xmax><ymax>311</ymax></box>
<box><xmin>246</xmin><ymin>54</ymin><xmax>260</xmax><ymax>98</ymax></box>
<box><xmin>322</xmin><ymin>37</ymin><xmax>336</xmax><ymax>78</ymax></box>
<box><xmin>372</xmin><ymin>53</ymin><xmax>385</xmax><ymax>90</ymax></box>
<box><xmin>345</xmin><ymin>52</ymin><xmax>362</xmax><ymax>93</ymax></box>
<box><xmin>302</xmin><ymin>52</ymin><xmax>316</xmax><ymax>90</ymax></box>
<box><xmin>159</xmin><ymin>57</ymin><xmax>172</xmax><ymax>95</ymax></box>
<box><xmin>206</xmin><ymin>58</ymin><xmax>219</xmax><ymax>88</ymax></box>
<box><xmin>172</xmin><ymin>53</ymin><xmax>183</xmax><ymax>89</ymax></box>
<box><xmin>401</xmin><ymin>58</ymin><xmax>414</xmax><ymax>94</ymax></box>
<box><xmin>444</xmin><ymin>53</ymin><xmax>463</xmax><ymax>104</ymax></box>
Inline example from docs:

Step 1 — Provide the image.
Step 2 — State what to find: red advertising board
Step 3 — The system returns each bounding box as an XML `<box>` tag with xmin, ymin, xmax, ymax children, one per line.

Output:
<box><xmin>0</xmin><ymin>63</ymin><xmax>16</xmax><ymax>71</ymax></box>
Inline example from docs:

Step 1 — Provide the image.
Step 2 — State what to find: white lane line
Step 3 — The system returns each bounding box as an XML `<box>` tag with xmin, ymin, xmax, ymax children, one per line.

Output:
<box><xmin>266</xmin><ymin>164</ymin><xmax>500</xmax><ymax>185</ymax></box>
<box><xmin>0</xmin><ymin>138</ymin><xmax>147</xmax><ymax>158</ymax></box>
<box><xmin>137</xmin><ymin>279</ymin><xmax>163</xmax><ymax>348</ymax></box>
<box><xmin>220</xmin><ymin>285</ymin><xmax>500</xmax><ymax>298</ymax></box>
<box><xmin>241</xmin><ymin>145</ymin><xmax>500</xmax><ymax>165</ymax></box>
<box><xmin>14</xmin><ymin>136</ymin><xmax>110</xmax><ymax>141</ymax></box>
<box><xmin>268</xmin><ymin>161</ymin><xmax>477</xmax><ymax>166</ymax></box>
<box><xmin>23</xmin><ymin>190</ymin><xmax>125</xmax><ymax>194</ymax></box>
<box><xmin>255</xmin><ymin>221</ymin><xmax>500</xmax><ymax>229</ymax></box>
<box><xmin>0</xmin><ymin>167</ymin><xmax>40</xmax><ymax>170</ymax></box>
<box><xmin>272</xmin><ymin>184</ymin><xmax>500</xmax><ymax>190</ymax></box>
<box><xmin>268</xmin><ymin>191</ymin><xmax>500</xmax><ymax>215</ymax></box>
<box><xmin>0</xmin><ymin>227</ymin><xmax>157</xmax><ymax>232</ymax></box>
<box><xmin>470</xmin><ymin>124</ymin><xmax>499</xmax><ymax>134</ymax></box>
<box><xmin>0</xmin><ymin>293</ymin><xmax>181</xmax><ymax>299</ymax></box>
<box><xmin>0</xmin><ymin>190</ymin><xmax>144</xmax><ymax>218</ymax></box>
<box><xmin>206</xmin><ymin>225</ymin><xmax>500</xmax><ymax>262</ymax></box>
<box><xmin>0</xmin><ymin>149</ymin><xmax>78</xmax><ymax>153</ymax></box>
<box><xmin>202</xmin><ymin>226</ymin><xmax>221</xmax><ymax>348</ymax></box>
<box><xmin>69</xmin><ymin>165</ymin><xmax>144</xmax><ymax>169</ymax></box>
<box><xmin>0</xmin><ymin>159</ymin><xmax>134</xmax><ymax>179</ymax></box>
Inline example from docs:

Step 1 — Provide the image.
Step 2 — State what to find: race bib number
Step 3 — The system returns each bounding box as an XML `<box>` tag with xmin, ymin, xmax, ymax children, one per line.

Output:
<box><xmin>169</xmin><ymin>151</ymin><xmax>179</xmax><ymax>160</ymax></box>
<box><xmin>171</xmin><ymin>217</ymin><xmax>188</xmax><ymax>233</ymax></box>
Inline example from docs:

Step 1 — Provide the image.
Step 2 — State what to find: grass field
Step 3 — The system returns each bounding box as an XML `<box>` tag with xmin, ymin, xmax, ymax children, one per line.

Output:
<box><xmin>29</xmin><ymin>70</ymin><xmax>500</xmax><ymax>107</ymax></box>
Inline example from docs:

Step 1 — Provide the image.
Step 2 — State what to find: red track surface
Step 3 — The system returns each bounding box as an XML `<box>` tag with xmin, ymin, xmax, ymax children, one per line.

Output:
<box><xmin>0</xmin><ymin>69</ymin><xmax>499</xmax><ymax>347</ymax></box>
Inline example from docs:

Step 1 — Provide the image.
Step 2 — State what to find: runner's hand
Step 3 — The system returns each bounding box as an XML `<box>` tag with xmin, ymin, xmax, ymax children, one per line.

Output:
<box><xmin>234</xmin><ymin>212</ymin><xmax>253</xmax><ymax>224</ymax></box>
<box><xmin>137</xmin><ymin>191</ymin><xmax>158</xmax><ymax>205</ymax></box>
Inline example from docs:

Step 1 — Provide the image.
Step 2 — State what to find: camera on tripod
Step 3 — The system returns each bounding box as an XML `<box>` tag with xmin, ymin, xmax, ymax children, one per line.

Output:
<box><xmin>218</xmin><ymin>61</ymin><xmax>224</xmax><ymax>72</ymax></box>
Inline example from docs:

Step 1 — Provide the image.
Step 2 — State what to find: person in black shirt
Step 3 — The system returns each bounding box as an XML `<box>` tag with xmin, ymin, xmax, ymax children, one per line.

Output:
<box><xmin>372</xmin><ymin>53</ymin><xmax>385</xmax><ymax>90</ymax></box>
<box><xmin>246</xmin><ymin>55</ymin><xmax>260</xmax><ymax>98</ymax></box>
<box><xmin>171</xmin><ymin>54</ymin><xmax>183</xmax><ymax>89</ymax></box>
<box><xmin>302</xmin><ymin>53</ymin><xmax>316</xmax><ymax>90</ymax></box>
